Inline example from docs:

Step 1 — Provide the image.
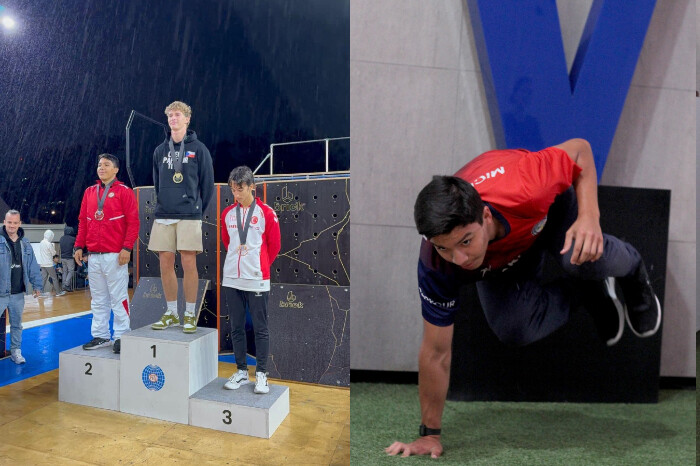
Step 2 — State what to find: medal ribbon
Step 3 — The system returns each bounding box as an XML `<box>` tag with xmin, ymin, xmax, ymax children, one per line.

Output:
<box><xmin>168</xmin><ymin>137</ymin><xmax>185</xmax><ymax>176</ymax></box>
<box><xmin>95</xmin><ymin>180</ymin><xmax>115</xmax><ymax>214</ymax></box>
<box><xmin>235</xmin><ymin>200</ymin><xmax>257</xmax><ymax>249</ymax></box>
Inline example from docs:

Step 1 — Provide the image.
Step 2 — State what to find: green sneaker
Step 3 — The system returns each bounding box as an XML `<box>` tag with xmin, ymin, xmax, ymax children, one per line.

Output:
<box><xmin>182</xmin><ymin>313</ymin><xmax>197</xmax><ymax>334</ymax></box>
<box><xmin>151</xmin><ymin>312</ymin><xmax>180</xmax><ymax>330</ymax></box>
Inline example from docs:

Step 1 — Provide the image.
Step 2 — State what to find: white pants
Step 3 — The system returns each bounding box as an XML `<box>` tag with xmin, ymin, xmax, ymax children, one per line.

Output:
<box><xmin>88</xmin><ymin>253</ymin><xmax>130</xmax><ymax>340</ymax></box>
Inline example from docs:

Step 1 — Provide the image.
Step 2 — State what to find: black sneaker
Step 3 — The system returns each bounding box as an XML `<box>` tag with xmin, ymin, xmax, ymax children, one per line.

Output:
<box><xmin>579</xmin><ymin>278</ymin><xmax>625</xmax><ymax>347</ymax></box>
<box><xmin>82</xmin><ymin>337</ymin><xmax>111</xmax><ymax>350</ymax></box>
<box><xmin>113</xmin><ymin>339</ymin><xmax>121</xmax><ymax>354</ymax></box>
<box><xmin>618</xmin><ymin>262</ymin><xmax>662</xmax><ymax>338</ymax></box>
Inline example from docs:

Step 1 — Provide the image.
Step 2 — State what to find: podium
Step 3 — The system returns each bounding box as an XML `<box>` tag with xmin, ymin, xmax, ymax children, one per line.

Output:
<box><xmin>59</xmin><ymin>345</ymin><xmax>120</xmax><ymax>411</ymax></box>
<box><xmin>119</xmin><ymin>326</ymin><xmax>218</xmax><ymax>423</ymax></box>
<box><xmin>190</xmin><ymin>379</ymin><xmax>289</xmax><ymax>438</ymax></box>
<box><xmin>58</xmin><ymin>279</ymin><xmax>290</xmax><ymax>437</ymax></box>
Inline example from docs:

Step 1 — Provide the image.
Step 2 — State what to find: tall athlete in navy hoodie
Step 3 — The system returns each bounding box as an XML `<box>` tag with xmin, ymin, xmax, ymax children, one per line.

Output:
<box><xmin>149</xmin><ymin>101</ymin><xmax>214</xmax><ymax>334</ymax></box>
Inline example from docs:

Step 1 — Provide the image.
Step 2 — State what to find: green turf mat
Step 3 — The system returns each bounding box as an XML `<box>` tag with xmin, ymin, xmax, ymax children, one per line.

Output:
<box><xmin>352</xmin><ymin>383</ymin><xmax>694</xmax><ymax>465</ymax></box>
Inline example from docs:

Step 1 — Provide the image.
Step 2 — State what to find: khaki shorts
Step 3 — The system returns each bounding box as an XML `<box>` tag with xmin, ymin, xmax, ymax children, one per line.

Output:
<box><xmin>148</xmin><ymin>220</ymin><xmax>203</xmax><ymax>253</ymax></box>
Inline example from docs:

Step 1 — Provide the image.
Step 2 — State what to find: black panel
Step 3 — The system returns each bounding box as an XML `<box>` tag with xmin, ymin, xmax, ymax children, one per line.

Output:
<box><xmin>129</xmin><ymin>278</ymin><xmax>210</xmax><ymax>331</ymax></box>
<box><xmin>266</xmin><ymin>179</ymin><xmax>350</xmax><ymax>286</ymax></box>
<box><xmin>266</xmin><ymin>284</ymin><xmax>350</xmax><ymax>387</ymax></box>
<box><xmin>134</xmin><ymin>187</ymin><xmax>218</xmax><ymax>284</ymax></box>
<box><xmin>448</xmin><ymin>186</ymin><xmax>669</xmax><ymax>403</ymax></box>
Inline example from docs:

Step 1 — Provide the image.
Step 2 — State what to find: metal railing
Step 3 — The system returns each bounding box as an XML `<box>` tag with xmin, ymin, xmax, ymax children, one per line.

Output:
<box><xmin>253</xmin><ymin>137</ymin><xmax>350</xmax><ymax>175</ymax></box>
<box><xmin>125</xmin><ymin>110</ymin><xmax>168</xmax><ymax>187</ymax></box>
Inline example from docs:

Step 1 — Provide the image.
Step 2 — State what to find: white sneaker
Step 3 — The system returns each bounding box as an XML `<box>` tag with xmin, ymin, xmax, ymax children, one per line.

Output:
<box><xmin>254</xmin><ymin>372</ymin><xmax>269</xmax><ymax>394</ymax></box>
<box><xmin>10</xmin><ymin>349</ymin><xmax>25</xmax><ymax>364</ymax></box>
<box><xmin>56</xmin><ymin>291</ymin><xmax>67</xmax><ymax>297</ymax></box>
<box><xmin>224</xmin><ymin>369</ymin><xmax>249</xmax><ymax>390</ymax></box>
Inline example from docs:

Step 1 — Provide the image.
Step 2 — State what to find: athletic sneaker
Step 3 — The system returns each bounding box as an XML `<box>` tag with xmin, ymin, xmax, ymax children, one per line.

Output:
<box><xmin>56</xmin><ymin>291</ymin><xmax>67</xmax><ymax>297</ymax></box>
<box><xmin>151</xmin><ymin>312</ymin><xmax>180</xmax><ymax>330</ymax></box>
<box><xmin>254</xmin><ymin>372</ymin><xmax>269</xmax><ymax>394</ymax></box>
<box><xmin>618</xmin><ymin>262</ymin><xmax>662</xmax><ymax>338</ymax></box>
<box><xmin>580</xmin><ymin>278</ymin><xmax>625</xmax><ymax>347</ymax></box>
<box><xmin>10</xmin><ymin>349</ymin><xmax>26</xmax><ymax>364</ymax></box>
<box><xmin>224</xmin><ymin>369</ymin><xmax>250</xmax><ymax>390</ymax></box>
<box><xmin>38</xmin><ymin>293</ymin><xmax>49</xmax><ymax>299</ymax></box>
<box><xmin>182</xmin><ymin>313</ymin><xmax>197</xmax><ymax>334</ymax></box>
<box><xmin>83</xmin><ymin>337</ymin><xmax>111</xmax><ymax>350</ymax></box>
<box><xmin>113</xmin><ymin>339</ymin><xmax>121</xmax><ymax>354</ymax></box>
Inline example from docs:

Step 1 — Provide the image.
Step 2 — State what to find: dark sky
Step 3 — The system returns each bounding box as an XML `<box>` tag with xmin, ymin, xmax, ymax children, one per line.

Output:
<box><xmin>0</xmin><ymin>0</ymin><xmax>349</xmax><ymax>225</ymax></box>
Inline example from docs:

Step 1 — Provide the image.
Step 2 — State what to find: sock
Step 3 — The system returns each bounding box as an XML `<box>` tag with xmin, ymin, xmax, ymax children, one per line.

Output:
<box><xmin>166</xmin><ymin>301</ymin><xmax>177</xmax><ymax>315</ymax></box>
<box><xmin>185</xmin><ymin>302</ymin><xmax>195</xmax><ymax>316</ymax></box>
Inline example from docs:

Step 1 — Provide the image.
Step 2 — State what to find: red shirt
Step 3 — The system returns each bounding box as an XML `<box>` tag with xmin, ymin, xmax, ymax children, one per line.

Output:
<box><xmin>418</xmin><ymin>146</ymin><xmax>581</xmax><ymax>326</ymax></box>
<box><xmin>454</xmin><ymin>146</ymin><xmax>581</xmax><ymax>271</ymax></box>
<box><xmin>75</xmin><ymin>179</ymin><xmax>140</xmax><ymax>253</ymax></box>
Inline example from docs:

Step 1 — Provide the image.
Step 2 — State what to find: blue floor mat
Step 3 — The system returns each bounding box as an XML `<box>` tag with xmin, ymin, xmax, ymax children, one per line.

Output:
<box><xmin>0</xmin><ymin>315</ymin><xmax>93</xmax><ymax>387</ymax></box>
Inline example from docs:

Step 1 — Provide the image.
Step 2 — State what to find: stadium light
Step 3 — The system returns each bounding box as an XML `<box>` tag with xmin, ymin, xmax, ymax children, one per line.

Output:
<box><xmin>0</xmin><ymin>5</ymin><xmax>16</xmax><ymax>30</ymax></box>
<box><xmin>1</xmin><ymin>16</ymin><xmax>15</xmax><ymax>29</ymax></box>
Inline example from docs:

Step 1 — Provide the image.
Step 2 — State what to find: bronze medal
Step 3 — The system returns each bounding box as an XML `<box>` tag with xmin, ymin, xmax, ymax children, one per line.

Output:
<box><xmin>94</xmin><ymin>210</ymin><xmax>104</xmax><ymax>221</ymax></box>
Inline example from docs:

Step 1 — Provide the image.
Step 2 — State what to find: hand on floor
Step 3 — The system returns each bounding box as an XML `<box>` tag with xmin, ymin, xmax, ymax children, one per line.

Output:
<box><xmin>385</xmin><ymin>436</ymin><xmax>443</xmax><ymax>459</ymax></box>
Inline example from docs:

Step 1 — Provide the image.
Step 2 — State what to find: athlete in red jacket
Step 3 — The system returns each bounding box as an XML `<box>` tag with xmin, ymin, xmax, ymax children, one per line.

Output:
<box><xmin>74</xmin><ymin>154</ymin><xmax>140</xmax><ymax>354</ymax></box>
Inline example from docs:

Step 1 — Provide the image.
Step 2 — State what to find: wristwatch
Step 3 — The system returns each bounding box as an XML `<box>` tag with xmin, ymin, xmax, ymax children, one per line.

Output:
<box><xmin>419</xmin><ymin>424</ymin><xmax>441</xmax><ymax>436</ymax></box>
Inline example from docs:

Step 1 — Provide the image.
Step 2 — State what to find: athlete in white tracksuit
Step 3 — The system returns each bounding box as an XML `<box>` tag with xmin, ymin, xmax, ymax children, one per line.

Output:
<box><xmin>74</xmin><ymin>154</ymin><xmax>140</xmax><ymax>353</ymax></box>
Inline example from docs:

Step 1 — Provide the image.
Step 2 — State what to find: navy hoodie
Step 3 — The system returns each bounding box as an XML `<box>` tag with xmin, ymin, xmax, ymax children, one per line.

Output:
<box><xmin>152</xmin><ymin>130</ymin><xmax>215</xmax><ymax>219</ymax></box>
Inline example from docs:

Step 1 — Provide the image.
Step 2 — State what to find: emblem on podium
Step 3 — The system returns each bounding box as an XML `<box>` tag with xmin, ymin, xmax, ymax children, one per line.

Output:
<box><xmin>142</xmin><ymin>364</ymin><xmax>166</xmax><ymax>391</ymax></box>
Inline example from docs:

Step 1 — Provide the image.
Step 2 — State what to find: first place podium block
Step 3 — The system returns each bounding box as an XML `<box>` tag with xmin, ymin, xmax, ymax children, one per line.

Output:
<box><xmin>189</xmin><ymin>378</ymin><xmax>289</xmax><ymax>438</ymax></box>
<box><xmin>59</xmin><ymin>345</ymin><xmax>120</xmax><ymax>411</ymax></box>
<box><xmin>119</xmin><ymin>326</ymin><xmax>218</xmax><ymax>424</ymax></box>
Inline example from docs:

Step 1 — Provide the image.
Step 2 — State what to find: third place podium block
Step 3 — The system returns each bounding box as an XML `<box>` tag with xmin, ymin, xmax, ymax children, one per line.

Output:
<box><xmin>119</xmin><ymin>326</ymin><xmax>218</xmax><ymax>424</ymax></box>
<box><xmin>189</xmin><ymin>378</ymin><xmax>290</xmax><ymax>438</ymax></box>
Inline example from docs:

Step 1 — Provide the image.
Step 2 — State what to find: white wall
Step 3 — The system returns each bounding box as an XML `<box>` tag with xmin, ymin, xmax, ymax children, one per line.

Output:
<box><xmin>350</xmin><ymin>0</ymin><xmax>696</xmax><ymax>377</ymax></box>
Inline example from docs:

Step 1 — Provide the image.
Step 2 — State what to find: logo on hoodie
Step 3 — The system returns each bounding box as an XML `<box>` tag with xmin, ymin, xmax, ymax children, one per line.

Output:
<box><xmin>162</xmin><ymin>151</ymin><xmax>177</xmax><ymax>170</ymax></box>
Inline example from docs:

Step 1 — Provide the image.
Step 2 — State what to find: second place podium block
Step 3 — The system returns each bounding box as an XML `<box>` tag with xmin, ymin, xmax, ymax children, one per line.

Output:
<box><xmin>59</xmin><ymin>345</ymin><xmax>121</xmax><ymax>411</ymax></box>
<box><xmin>119</xmin><ymin>326</ymin><xmax>218</xmax><ymax>424</ymax></box>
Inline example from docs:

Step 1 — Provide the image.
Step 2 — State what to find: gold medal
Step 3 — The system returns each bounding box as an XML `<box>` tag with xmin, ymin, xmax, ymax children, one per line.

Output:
<box><xmin>173</xmin><ymin>172</ymin><xmax>184</xmax><ymax>183</ymax></box>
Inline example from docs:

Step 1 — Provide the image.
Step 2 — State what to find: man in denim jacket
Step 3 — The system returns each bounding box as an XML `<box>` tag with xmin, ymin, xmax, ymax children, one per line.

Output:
<box><xmin>0</xmin><ymin>210</ymin><xmax>43</xmax><ymax>364</ymax></box>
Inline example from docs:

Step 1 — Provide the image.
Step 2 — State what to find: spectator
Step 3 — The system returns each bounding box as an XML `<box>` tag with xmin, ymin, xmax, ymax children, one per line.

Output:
<box><xmin>59</xmin><ymin>226</ymin><xmax>77</xmax><ymax>292</ymax></box>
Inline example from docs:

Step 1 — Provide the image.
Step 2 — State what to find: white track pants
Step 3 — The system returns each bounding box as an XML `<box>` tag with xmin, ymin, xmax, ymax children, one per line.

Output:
<box><xmin>88</xmin><ymin>253</ymin><xmax>130</xmax><ymax>340</ymax></box>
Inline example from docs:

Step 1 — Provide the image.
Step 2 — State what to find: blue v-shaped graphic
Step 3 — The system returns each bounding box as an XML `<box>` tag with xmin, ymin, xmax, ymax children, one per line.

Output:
<box><xmin>467</xmin><ymin>0</ymin><xmax>656</xmax><ymax>179</ymax></box>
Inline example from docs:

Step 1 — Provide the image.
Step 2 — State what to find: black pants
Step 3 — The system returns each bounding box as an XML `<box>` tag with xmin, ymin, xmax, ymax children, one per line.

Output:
<box><xmin>223</xmin><ymin>286</ymin><xmax>270</xmax><ymax>373</ymax></box>
<box><xmin>477</xmin><ymin>188</ymin><xmax>642</xmax><ymax>346</ymax></box>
